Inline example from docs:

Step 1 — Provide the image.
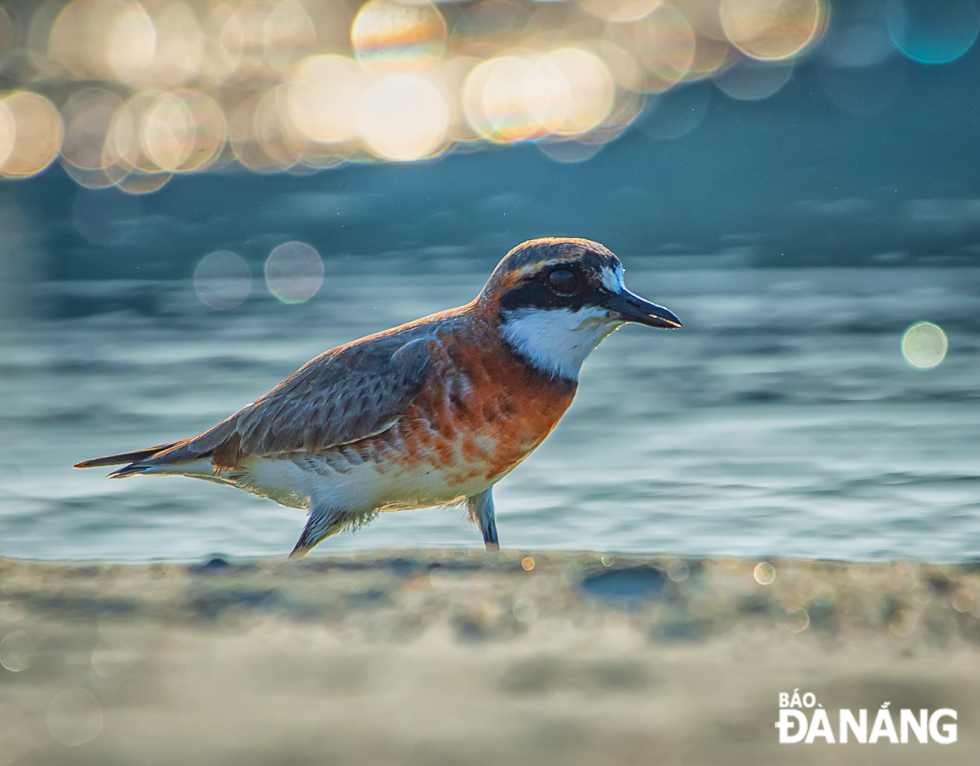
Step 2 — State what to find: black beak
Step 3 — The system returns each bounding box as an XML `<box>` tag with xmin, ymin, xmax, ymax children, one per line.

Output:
<box><xmin>603</xmin><ymin>289</ymin><xmax>682</xmax><ymax>329</ymax></box>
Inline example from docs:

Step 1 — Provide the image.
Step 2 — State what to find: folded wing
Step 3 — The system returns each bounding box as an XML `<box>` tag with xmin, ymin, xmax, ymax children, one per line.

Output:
<box><xmin>75</xmin><ymin>334</ymin><xmax>434</xmax><ymax>475</ymax></box>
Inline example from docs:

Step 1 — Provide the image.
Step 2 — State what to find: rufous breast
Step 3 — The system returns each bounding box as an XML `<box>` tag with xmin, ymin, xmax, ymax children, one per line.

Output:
<box><xmin>369</xmin><ymin>320</ymin><xmax>577</xmax><ymax>486</ymax></box>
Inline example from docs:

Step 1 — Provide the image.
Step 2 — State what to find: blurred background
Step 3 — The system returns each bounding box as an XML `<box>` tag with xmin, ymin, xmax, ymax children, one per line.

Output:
<box><xmin>0</xmin><ymin>0</ymin><xmax>978</xmax><ymax>561</ymax></box>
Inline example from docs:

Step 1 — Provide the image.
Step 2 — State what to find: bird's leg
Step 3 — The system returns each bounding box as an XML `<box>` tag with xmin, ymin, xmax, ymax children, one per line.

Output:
<box><xmin>467</xmin><ymin>488</ymin><xmax>499</xmax><ymax>551</ymax></box>
<box><xmin>289</xmin><ymin>505</ymin><xmax>355</xmax><ymax>558</ymax></box>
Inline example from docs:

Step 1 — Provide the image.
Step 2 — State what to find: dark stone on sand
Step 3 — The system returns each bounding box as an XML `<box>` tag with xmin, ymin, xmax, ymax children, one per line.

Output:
<box><xmin>345</xmin><ymin>588</ymin><xmax>389</xmax><ymax>608</ymax></box>
<box><xmin>927</xmin><ymin>573</ymin><xmax>955</xmax><ymax>594</ymax></box>
<box><xmin>386</xmin><ymin>557</ymin><xmax>422</xmax><ymax>577</ymax></box>
<box><xmin>580</xmin><ymin>566</ymin><xmax>666</xmax><ymax>602</ymax></box>
<box><xmin>186</xmin><ymin>588</ymin><xmax>280</xmax><ymax>619</ymax></box>
<box><xmin>806</xmin><ymin>601</ymin><xmax>839</xmax><ymax>633</ymax></box>
<box><xmin>455</xmin><ymin>616</ymin><xmax>488</xmax><ymax>642</ymax></box>
<box><xmin>737</xmin><ymin>593</ymin><xmax>773</xmax><ymax>615</ymax></box>
<box><xmin>189</xmin><ymin>557</ymin><xmax>232</xmax><ymax>573</ymax></box>
<box><xmin>20</xmin><ymin>593</ymin><xmax>140</xmax><ymax>617</ymax></box>
<box><xmin>500</xmin><ymin>656</ymin><xmax>562</xmax><ymax>693</ymax></box>
<box><xmin>653</xmin><ymin>618</ymin><xmax>712</xmax><ymax>642</ymax></box>
<box><xmin>426</xmin><ymin>560</ymin><xmax>487</xmax><ymax>572</ymax></box>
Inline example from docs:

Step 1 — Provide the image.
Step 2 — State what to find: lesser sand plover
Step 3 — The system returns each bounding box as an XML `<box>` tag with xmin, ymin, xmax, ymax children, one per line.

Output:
<box><xmin>75</xmin><ymin>238</ymin><xmax>681</xmax><ymax>555</ymax></box>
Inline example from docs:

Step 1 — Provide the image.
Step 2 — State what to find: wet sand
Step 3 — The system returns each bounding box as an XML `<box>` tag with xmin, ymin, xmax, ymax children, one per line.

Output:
<box><xmin>1</xmin><ymin>552</ymin><xmax>978</xmax><ymax>765</ymax></box>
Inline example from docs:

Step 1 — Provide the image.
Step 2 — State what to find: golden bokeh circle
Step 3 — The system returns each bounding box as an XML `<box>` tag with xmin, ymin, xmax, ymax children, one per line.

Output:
<box><xmin>60</xmin><ymin>88</ymin><xmax>125</xmax><ymax>172</ymax></box>
<box><xmin>352</xmin><ymin>0</ymin><xmax>448</xmax><ymax>73</ymax></box>
<box><xmin>173</xmin><ymin>90</ymin><xmax>227</xmax><ymax>172</ymax></box>
<box><xmin>720</xmin><ymin>0</ymin><xmax>827</xmax><ymax>62</ymax></box>
<box><xmin>544</xmin><ymin>48</ymin><xmax>615</xmax><ymax>135</ymax></box>
<box><xmin>142</xmin><ymin>92</ymin><xmax>196</xmax><ymax>172</ymax></box>
<box><xmin>604</xmin><ymin>3</ymin><xmax>696</xmax><ymax>93</ymax></box>
<box><xmin>286</xmin><ymin>55</ymin><xmax>365</xmax><ymax>144</ymax></box>
<box><xmin>0</xmin><ymin>100</ymin><xmax>14</xmax><ymax>170</ymax></box>
<box><xmin>358</xmin><ymin>73</ymin><xmax>450</xmax><ymax>161</ymax></box>
<box><xmin>0</xmin><ymin>91</ymin><xmax>64</xmax><ymax>178</ymax></box>
<box><xmin>579</xmin><ymin>0</ymin><xmax>663</xmax><ymax>23</ymax></box>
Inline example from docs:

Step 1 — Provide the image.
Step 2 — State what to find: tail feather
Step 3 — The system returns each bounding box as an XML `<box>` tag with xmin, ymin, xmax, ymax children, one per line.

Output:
<box><xmin>107</xmin><ymin>463</ymin><xmax>158</xmax><ymax>479</ymax></box>
<box><xmin>75</xmin><ymin>429</ymin><xmax>225</xmax><ymax>478</ymax></box>
<box><xmin>73</xmin><ymin>442</ymin><xmax>179</xmax><ymax>470</ymax></box>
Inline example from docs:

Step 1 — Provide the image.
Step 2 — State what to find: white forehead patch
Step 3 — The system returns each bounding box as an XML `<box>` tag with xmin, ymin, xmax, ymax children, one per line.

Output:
<box><xmin>501</xmin><ymin>306</ymin><xmax>623</xmax><ymax>381</ymax></box>
<box><xmin>600</xmin><ymin>263</ymin><xmax>624</xmax><ymax>293</ymax></box>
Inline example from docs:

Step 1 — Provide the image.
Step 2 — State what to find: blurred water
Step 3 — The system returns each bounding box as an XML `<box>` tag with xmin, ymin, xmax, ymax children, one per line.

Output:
<box><xmin>1</xmin><ymin>262</ymin><xmax>978</xmax><ymax>562</ymax></box>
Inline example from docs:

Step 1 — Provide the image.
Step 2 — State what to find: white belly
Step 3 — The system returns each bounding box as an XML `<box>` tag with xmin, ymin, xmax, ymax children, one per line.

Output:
<box><xmin>234</xmin><ymin>453</ymin><xmax>498</xmax><ymax>513</ymax></box>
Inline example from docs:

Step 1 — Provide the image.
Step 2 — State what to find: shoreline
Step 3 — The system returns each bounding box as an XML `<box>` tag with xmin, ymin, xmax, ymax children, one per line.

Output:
<box><xmin>2</xmin><ymin>552</ymin><xmax>978</xmax><ymax>764</ymax></box>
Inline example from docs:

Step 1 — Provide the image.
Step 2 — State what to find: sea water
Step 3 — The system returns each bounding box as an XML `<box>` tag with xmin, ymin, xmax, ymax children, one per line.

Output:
<box><xmin>1</xmin><ymin>263</ymin><xmax>978</xmax><ymax>562</ymax></box>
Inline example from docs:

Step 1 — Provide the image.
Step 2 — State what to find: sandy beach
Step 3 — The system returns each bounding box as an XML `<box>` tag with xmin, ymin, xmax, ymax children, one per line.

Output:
<box><xmin>1</xmin><ymin>552</ymin><xmax>978</xmax><ymax>765</ymax></box>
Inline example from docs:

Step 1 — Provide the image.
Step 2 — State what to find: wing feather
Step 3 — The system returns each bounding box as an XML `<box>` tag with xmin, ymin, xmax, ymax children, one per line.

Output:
<box><xmin>146</xmin><ymin>333</ymin><xmax>434</xmax><ymax>470</ymax></box>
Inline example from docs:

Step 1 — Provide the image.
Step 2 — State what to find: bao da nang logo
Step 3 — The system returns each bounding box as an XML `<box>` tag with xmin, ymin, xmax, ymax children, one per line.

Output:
<box><xmin>776</xmin><ymin>690</ymin><xmax>957</xmax><ymax>744</ymax></box>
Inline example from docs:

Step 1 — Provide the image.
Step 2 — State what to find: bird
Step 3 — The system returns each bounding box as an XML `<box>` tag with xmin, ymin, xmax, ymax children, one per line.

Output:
<box><xmin>74</xmin><ymin>237</ymin><xmax>681</xmax><ymax>556</ymax></box>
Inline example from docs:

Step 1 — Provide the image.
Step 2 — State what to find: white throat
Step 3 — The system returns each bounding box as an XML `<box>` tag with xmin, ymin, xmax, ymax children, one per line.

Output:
<box><xmin>501</xmin><ymin>307</ymin><xmax>622</xmax><ymax>380</ymax></box>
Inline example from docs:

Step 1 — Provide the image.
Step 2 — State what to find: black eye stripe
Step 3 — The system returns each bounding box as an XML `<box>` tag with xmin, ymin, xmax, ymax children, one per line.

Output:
<box><xmin>497</xmin><ymin>254</ymin><xmax>622</xmax><ymax>314</ymax></box>
<box><xmin>499</xmin><ymin>268</ymin><xmax>596</xmax><ymax>313</ymax></box>
<box><xmin>499</xmin><ymin>281</ymin><xmax>589</xmax><ymax>312</ymax></box>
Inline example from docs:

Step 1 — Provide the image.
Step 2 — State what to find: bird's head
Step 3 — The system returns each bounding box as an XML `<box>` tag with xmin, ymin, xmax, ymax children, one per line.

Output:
<box><xmin>479</xmin><ymin>237</ymin><xmax>681</xmax><ymax>381</ymax></box>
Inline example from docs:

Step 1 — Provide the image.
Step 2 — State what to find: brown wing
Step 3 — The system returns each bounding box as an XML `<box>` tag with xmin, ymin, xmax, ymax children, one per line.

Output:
<box><xmin>142</xmin><ymin>333</ymin><xmax>433</xmax><ymax>470</ymax></box>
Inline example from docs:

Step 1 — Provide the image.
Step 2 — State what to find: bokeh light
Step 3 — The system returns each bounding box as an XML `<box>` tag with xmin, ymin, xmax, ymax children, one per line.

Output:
<box><xmin>465</xmin><ymin>55</ymin><xmax>562</xmax><ymax>142</ymax></box>
<box><xmin>0</xmin><ymin>92</ymin><xmax>64</xmax><ymax>178</ymax></box>
<box><xmin>0</xmin><ymin>0</ymin><xmax>964</xmax><ymax>186</ymax></box>
<box><xmin>142</xmin><ymin>92</ymin><xmax>195</xmax><ymax>171</ymax></box>
<box><xmin>104</xmin><ymin>0</ymin><xmax>158</xmax><ymax>83</ymax></box>
<box><xmin>46</xmin><ymin>688</ymin><xmax>103</xmax><ymax>747</ymax></box>
<box><xmin>229</xmin><ymin>89</ymin><xmax>302</xmax><ymax>173</ymax></box>
<box><xmin>538</xmin><ymin>140</ymin><xmax>606</xmax><ymax>164</ymax></box>
<box><xmin>60</xmin><ymin>88</ymin><xmax>125</xmax><ymax>176</ymax></box>
<box><xmin>194</xmin><ymin>250</ymin><xmax>252</xmax><ymax>310</ymax></box>
<box><xmin>784</xmin><ymin>606</ymin><xmax>810</xmax><ymax>633</ymax></box>
<box><xmin>902</xmin><ymin>321</ymin><xmax>948</xmax><ymax>368</ymax></box>
<box><xmin>72</xmin><ymin>188</ymin><xmax>141</xmax><ymax>245</ymax></box>
<box><xmin>0</xmin><ymin>101</ymin><xmax>14</xmax><ymax>170</ymax></box>
<box><xmin>887</xmin><ymin>0</ymin><xmax>980</xmax><ymax>65</ymax></box>
<box><xmin>265</xmin><ymin>241</ymin><xmax>324</xmax><ymax>304</ymax></box>
<box><xmin>173</xmin><ymin>90</ymin><xmax>227</xmax><ymax>171</ymax></box>
<box><xmin>286</xmin><ymin>55</ymin><xmax>364</xmax><ymax>144</ymax></box>
<box><xmin>104</xmin><ymin>91</ymin><xmax>162</xmax><ymax>175</ymax></box>
<box><xmin>146</xmin><ymin>1</ymin><xmax>205</xmax><ymax>86</ymax></box>
<box><xmin>512</xmin><ymin>597</ymin><xmax>538</xmax><ymax>624</ymax></box>
<box><xmin>605</xmin><ymin>3</ymin><xmax>697</xmax><ymax>93</ymax></box>
<box><xmin>358</xmin><ymin>73</ymin><xmax>450</xmax><ymax>160</ymax></box>
<box><xmin>48</xmin><ymin>0</ymin><xmax>157</xmax><ymax>84</ymax></box>
<box><xmin>546</xmin><ymin>49</ymin><xmax>616</xmax><ymax>135</ymax></box>
<box><xmin>0</xmin><ymin>631</ymin><xmax>35</xmax><ymax>672</ymax></box>
<box><xmin>753</xmin><ymin>561</ymin><xmax>776</xmax><ymax>584</ymax></box>
<box><xmin>117</xmin><ymin>171</ymin><xmax>172</xmax><ymax>195</ymax></box>
<box><xmin>579</xmin><ymin>0</ymin><xmax>661</xmax><ymax>23</ymax></box>
<box><xmin>686</xmin><ymin>34</ymin><xmax>739</xmax><ymax>80</ymax></box>
<box><xmin>819</xmin><ymin>15</ymin><xmax>894</xmax><ymax>69</ymax></box>
<box><xmin>352</xmin><ymin>0</ymin><xmax>448</xmax><ymax>72</ymax></box>
<box><xmin>720</xmin><ymin>0</ymin><xmax>828</xmax><ymax>62</ymax></box>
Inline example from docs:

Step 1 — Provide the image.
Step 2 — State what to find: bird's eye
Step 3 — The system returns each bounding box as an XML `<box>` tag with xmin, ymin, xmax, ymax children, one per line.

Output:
<box><xmin>547</xmin><ymin>268</ymin><xmax>578</xmax><ymax>296</ymax></box>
